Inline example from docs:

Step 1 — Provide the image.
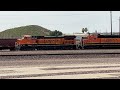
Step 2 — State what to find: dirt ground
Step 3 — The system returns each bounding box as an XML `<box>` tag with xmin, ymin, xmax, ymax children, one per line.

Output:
<box><xmin>0</xmin><ymin>50</ymin><xmax>120</xmax><ymax>79</ymax></box>
<box><xmin>0</xmin><ymin>57</ymin><xmax>120</xmax><ymax>79</ymax></box>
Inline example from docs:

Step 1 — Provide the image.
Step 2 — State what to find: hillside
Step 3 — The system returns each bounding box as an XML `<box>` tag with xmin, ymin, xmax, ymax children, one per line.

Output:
<box><xmin>0</xmin><ymin>25</ymin><xmax>52</xmax><ymax>38</ymax></box>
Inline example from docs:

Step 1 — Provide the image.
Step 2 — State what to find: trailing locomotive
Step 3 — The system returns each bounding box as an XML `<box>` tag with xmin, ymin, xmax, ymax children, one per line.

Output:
<box><xmin>81</xmin><ymin>34</ymin><xmax>120</xmax><ymax>49</ymax></box>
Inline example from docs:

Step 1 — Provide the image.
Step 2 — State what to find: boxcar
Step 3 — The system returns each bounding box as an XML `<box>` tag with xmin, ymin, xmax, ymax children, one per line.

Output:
<box><xmin>0</xmin><ymin>39</ymin><xmax>17</xmax><ymax>50</ymax></box>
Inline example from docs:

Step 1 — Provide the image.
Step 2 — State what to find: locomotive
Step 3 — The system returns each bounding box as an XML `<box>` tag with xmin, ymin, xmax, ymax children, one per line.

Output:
<box><xmin>1</xmin><ymin>34</ymin><xmax>120</xmax><ymax>51</ymax></box>
<box><xmin>15</xmin><ymin>35</ymin><xmax>77</xmax><ymax>50</ymax></box>
<box><xmin>81</xmin><ymin>34</ymin><xmax>120</xmax><ymax>49</ymax></box>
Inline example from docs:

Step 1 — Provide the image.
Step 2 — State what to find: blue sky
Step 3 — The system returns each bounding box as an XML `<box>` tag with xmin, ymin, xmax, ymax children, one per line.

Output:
<box><xmin>0</xmin><ymin>11</ymin><xmax>120</xmax><ymax>34</ymax></box>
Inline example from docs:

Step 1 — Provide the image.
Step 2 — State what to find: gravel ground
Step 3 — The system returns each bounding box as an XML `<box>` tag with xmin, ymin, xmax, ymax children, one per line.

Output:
<box><xmin>0</xmin><ymin>54</ymin><xmax>120</xmax><ymax>61</ymax></box>
<box><xmin>1</xmin><ymin>49</ymin><xmax>120</xmax><ymax>79</ymax></box>
<box><xmin>0</xmin><ymin>54</ymin><xmax>120</xmax><ymax>67</ymax></box>
<box><xmin>0</xmin><ymin>49</ymin><xmax>120</xmax><ymax>67</ymax></box>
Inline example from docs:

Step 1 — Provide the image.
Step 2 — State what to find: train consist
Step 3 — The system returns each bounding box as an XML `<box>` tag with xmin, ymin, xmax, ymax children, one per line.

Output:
<box><xmin>1</xmin><ymin>34</ymin><xmax>120</xmax><ymax>51</ymax></box>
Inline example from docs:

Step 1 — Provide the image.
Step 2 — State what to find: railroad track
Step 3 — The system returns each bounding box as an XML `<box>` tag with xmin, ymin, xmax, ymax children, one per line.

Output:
<box><xmin>0</xmin><ymin>53</ymin><xmax>120</xmax><ymax>61</ymax></box>
<box><xmin>0</xmin><ymin>52</ymin><xmax>120</xmax><ymax>56</ymax></box>
<box><xmin>0</xmin><ymin>49</ymin><xmax>120</xmax><ymax>61</ymax></box>
<box><xmin>1</xmin><ymin>49</ymin><xmax>120</xmax><ymax>56</ymax></box>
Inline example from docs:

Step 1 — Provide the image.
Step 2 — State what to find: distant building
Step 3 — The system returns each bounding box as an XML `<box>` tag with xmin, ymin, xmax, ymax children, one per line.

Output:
<box><xmin>64</xmin><ymin>32</ymin><xmax>89</xmax><ymax>46</ymax></box>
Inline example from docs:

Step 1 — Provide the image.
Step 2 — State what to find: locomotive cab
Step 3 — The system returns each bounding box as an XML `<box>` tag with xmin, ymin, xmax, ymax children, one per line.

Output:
<box><xmin>82</xmin><ymin>34</ymin><xmax>101</xmax><ymax>49</ymax></box>
<box><xmin>22</xmin><ymin>35</ymin><xmax>32</xmax><ymax>39</ymax></box>
<box><xmin>15</xmin><ymin>35</ymin><xmax>37</xmax><ymax>51</ymax></box>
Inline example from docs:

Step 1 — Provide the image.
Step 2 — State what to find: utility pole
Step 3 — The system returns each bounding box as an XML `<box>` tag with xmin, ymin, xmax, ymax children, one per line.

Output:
<box><xmin>106</xmin><ymin>29</ymin><xmax>107</xmax><ymax>34</ymax></box>
<box><xmin>110</xmin><ymin>11</ymin><xmax>112</xmax><ymax>35</ymax></box>
<box><xmin>119</xmin><ymin>17</ymin><xmax>120</xmax><ymax>35</ymax></box>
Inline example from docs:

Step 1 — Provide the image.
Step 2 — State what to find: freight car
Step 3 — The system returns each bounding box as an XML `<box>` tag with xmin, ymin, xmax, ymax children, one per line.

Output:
<box><xmin>0</xmin><ymin>39</ymin><xmax>17</xmax><ymax>50</ymax></box>
<box><xmin>15</xmin><ymin>35</ymin><xmax>77</xmax><ymax>50</ymax></box>
<box><xmin>81</xmin><ymin>34</ymin><xmax>120</xmax><ymax>49</ymax></box>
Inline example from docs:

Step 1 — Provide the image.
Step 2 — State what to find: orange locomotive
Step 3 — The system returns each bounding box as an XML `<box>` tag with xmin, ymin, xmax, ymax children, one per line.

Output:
<box><xmin>81</xmin><ymin>34</ymin><xmax>120</xmax><ymax>49</ymax></box>
<box><xmin>15</xmin><ymin>35</ymin><xmax>77</xmax><ymax>50</ymax></box>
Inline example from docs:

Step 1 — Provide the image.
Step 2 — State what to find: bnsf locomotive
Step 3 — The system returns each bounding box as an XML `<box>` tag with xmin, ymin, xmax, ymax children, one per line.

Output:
<box><xmin>1</xmin><ymin>34</ymin><xmax>120</xmax><ymax>51</ymax></box>
<box><xmin>15</xmin><ymin>35</ymin><xmax>77</xmax><ymax>50</ymax></box>
<box><xmin>81</xmin><ymin>34</ymin><xmax>120</xmax><ymax>49</ymax></box>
